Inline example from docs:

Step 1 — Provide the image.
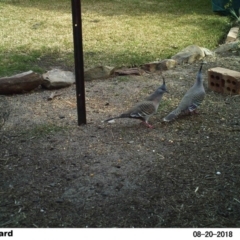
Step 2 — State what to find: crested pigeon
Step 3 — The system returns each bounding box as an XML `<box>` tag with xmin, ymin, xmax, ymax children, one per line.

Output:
<box><xmin>163</xmin><ymin>62</ymin><xmax>206</xmax><ymax>122</ymax></box>
<box><xmin>105</xmin><ymin>77</ymin><xmax>168</xmax><ymax>128</ymax></box>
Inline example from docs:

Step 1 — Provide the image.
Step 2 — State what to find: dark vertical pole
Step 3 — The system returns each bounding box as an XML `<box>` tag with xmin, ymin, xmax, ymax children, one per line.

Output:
<box><xmin>71</xmin><ymin>0</ymin><xmax>86</xmax><ymax>125</ymax></box>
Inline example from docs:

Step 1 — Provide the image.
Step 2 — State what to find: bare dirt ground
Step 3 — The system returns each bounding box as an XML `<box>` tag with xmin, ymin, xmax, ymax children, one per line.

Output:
<box><xmin>1</xmin><ymin>53</ymin><xmax>240</xmax><ymax>228</ymax></box>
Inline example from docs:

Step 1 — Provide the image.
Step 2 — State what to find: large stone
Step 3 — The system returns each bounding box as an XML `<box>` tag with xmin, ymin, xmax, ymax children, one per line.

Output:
<box><xmin>141</xmin><ymin>59</ymin><xmax>177</xmax><ymax>72</ymax></box>
<box><xmin>171</xmin><ymin>45</ymin><xmax>205</xmax><ymax>64</ymax></box>
<box><xmin>214</xmin><ymin>41</ymin><xmax>240</xmax><ymax>54</ymax></box>
<box><xmin>84</xmin><ymin>66</ymin><xmax>115</xmax><ymax>81</ymax></box>
<box><xmin>42</xmin><ymin>69</ymin><xmax>75</xmax><ymax>89</ymax></box>
<box><xmin>114</xmin><ymin>67</ymin><xmax>144</xmax><ymax>76</ymax></box>
<box><xmin>200</xmin><ymin>47</ymin><xmax>214</xmax><ymax>56</ymax></box>
<box><xmin>0</xmin><ymin>71</ymin><xmax>43</xmax><ymax>94</ymax></box>
<box><xmin>162</xmin><ymin>59</ymin><xmax>177</xmax><ymax>70</ymax></box>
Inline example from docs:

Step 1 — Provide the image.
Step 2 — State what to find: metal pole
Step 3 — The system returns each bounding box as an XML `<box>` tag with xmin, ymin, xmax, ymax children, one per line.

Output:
<box><xmin>71</xmin><ymin>0</ymin><xmax>86</xmax><ymax>125</ymax></box>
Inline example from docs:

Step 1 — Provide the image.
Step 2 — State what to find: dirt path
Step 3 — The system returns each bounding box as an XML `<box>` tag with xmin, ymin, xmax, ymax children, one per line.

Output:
<box><xmin>1</xmin><ymin>56</ymin><xmax>240</xmax><ymax>227</ymax></box>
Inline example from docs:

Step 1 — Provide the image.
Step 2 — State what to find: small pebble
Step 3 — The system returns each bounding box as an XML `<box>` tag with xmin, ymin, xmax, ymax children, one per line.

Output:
<box><xmin>108</xmin><ymin>120</ymin><xmax>115</xmax><ymax>123</ymax></box>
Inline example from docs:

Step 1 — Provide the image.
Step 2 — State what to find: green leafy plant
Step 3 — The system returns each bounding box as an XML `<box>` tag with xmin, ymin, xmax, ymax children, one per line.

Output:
<box><xmin>224</xmin><ymin>0</ymin><xmax>240</xmax><ymax>24</ymax></box>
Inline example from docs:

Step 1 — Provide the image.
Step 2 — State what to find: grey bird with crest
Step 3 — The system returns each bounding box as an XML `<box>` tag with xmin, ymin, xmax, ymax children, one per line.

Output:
<box><xmin>105</xmin><ymin>76</ymin><xmax>168</xmax><ymax>128</ymax></box>
<box><xmin>163</xmin><ymin>62</ymin><xmax>206</xmax><ymax>122</ymax></box>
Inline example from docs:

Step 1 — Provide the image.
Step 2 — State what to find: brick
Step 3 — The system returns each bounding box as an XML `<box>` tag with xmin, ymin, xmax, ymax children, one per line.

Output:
<box><xmin>208</xmin><ymin>67</ymin><xmax>240</xmax><ymax>95</ymax></box>
<box><xmin>225</xmin><ymin>27</ymin><xmax>239</xmax><ymax>43</ymax></box>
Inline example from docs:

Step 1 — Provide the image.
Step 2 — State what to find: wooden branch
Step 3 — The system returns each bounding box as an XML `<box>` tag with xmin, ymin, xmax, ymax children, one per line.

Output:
<box><xmin>0</xmin><ymin>71</ymin><xmax>43</xmax><ymax>94</ymax></box>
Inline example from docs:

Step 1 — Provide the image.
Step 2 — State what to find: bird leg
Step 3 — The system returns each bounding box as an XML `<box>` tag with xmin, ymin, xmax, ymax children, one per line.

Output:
<box><xmin>193</xmin><ymin>110</ymin><xmax>199</xmax><ymax>114</ymax></box>
<box><xmin>189</xmin><ymin>110</ymin><xmax>199</xmax><ymax>115</ymax></box>
<box><xmin>187</xmin><ymin>109</ymin><xmax>199</xmax><ymax>115</ymax></box>
<box><xmin>141</xmin><ymin>121</ymin><xmax>154</xmax><ymax>129</ymax></box>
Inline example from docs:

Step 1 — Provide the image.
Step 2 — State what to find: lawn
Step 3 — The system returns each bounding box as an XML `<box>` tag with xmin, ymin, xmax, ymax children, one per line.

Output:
<box><xmin>0</xmin><ymin>0</ymin><xmax>230</xmax><ymax>77</ymax></box>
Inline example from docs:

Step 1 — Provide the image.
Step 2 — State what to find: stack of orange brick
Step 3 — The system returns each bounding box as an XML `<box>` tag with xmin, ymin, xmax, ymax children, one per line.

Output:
<box><xmin>208</xmin><ymin>67</ymin><xmax>240</xmax><ymax>94</ymax></box>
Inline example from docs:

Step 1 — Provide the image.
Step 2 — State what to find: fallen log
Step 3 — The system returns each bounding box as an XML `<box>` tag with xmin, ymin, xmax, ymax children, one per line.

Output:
<box><xmin>0</xmin><ymin>71</ymin><xmax>43</xmax><ymax>94</ymax></box>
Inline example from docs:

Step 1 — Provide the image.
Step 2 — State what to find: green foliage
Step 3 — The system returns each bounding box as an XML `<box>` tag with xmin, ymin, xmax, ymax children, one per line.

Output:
<box><xmin>224</xmin><ymin>0</ymin><xmax>240</xmax><ymax>24</ymax></box>
<box><xmin>22</xmin><ymin>124</ymin><xmax>67</xmax><ymax>138</ymax></box>
<box><xmin>116</xmin><ymin>76</ymin><xmax>131</xmax><ymax>82</ymax></box>
<box><xmin>158</xmin><ymin>99</ymin><xmax>172</xmax><ymax>112</ymax></box>
<box><xmin>0</xmin><ymin>51</ymin><xmax>43</xmax><ymax>77</ymax></box>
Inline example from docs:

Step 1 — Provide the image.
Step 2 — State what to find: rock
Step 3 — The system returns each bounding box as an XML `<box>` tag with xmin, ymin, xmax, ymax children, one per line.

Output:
<box><xmin>161</xmin><ymin>59</ymin><xmax>177</xmax><ymax>70</ymax></box>
<box><xmin>0</xmin><ymin>71</ymin><xmax>43</xmax><ymax>94</ymax></box>
<box><xmin>200</xmin><ymin>47</ymin><xmax>214</xmax><ymax>56</ymax></box>
<box><xmin>141</xmin><ymin>59</ymin><xmax>177</xmax><ymax>72</ymax></box>
<box><xmin>84</xmin><ymin>66</ymin><xmax>115</xmax><ymax>81</ymax></box>
<box><xmin>42</xmin><ymin>69</ymin><xmax>75</xmax><ymax>89</ymax></box>
<box><xmin>114</xmin><ymin>67</ymin><xmax>143</xmax><ymax>76</ymax></box>
<box><xmin>215</xmin><ymin>41</ymin><xmax>240</xmax><ymax>53</ymax></box>
<box><xmin>141</xmin><ymin>61</ymin><xmax>159</xmax><ymax>72</ymax></box>
<box><xmin>226</xmin><ymin>27</ymin><xmax>239</xmax><ymax>43</ymax></box>
<box><xmin>171</xmin><ymin>45</ymin><xmax>205</xmax><ymax>64</ymax></box>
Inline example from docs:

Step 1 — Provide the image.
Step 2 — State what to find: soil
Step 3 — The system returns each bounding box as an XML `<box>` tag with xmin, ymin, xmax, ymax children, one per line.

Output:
<box><xmin>1</xmin><ymin>53</ymin><xmax>240</xmax><ymax>228</ymax></box>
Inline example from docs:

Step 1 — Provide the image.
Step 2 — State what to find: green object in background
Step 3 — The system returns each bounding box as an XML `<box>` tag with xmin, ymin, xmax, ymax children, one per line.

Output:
<box><xmin>212</xmin><ymin>0</ymin><xmax>240</xmax><ymax>14</ymax></box>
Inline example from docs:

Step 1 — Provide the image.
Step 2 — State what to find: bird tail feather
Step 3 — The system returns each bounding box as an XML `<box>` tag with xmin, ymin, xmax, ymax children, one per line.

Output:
<box><xmin>163</xmin><ymin>109</ymin><xmax>179</xmax><ymax>122</ymax></box>
<box><xmin>104</xmin><ymin>113</ymin><xmax>130</xmax><ymax>122</ymax></box>
<box><xmin>104</xmin><ymin>117</ymin><xmax>119</xmax><ymax>122</ymax></box>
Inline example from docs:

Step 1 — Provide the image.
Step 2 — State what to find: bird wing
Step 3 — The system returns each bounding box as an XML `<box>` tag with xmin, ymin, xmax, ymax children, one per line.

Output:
<box><xmin>176</xmin><ymin>86</ymin><xmax>205</xmax><ymax>112</ymax></box>
<box><xmin>163</xmin><ymin>88</ymin><xmax>205</xmax><ymax>122</ymax></box>
<box><xmin>177</xmin><ymin>86</ymin><xmax>205</xmax><ymax>112</ymax></box>
<box><xmin>105</xmin><ymin>101</ymin><xmax>157</xmax><ymax>122</ymax></box>
<box><xmin>128</xmin><ymin>101</ymin><xmax>157</xmax><ymax>120</ymax></box>
<box><xmin>188</xmin><ymin>90</ymin><xmax>205</xmax><ymax>111</ymax></box>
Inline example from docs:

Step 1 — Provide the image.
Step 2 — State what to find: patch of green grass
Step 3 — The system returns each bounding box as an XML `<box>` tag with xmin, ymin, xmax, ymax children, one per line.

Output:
<box><xmin>0</xmin><ymin>51</ymin><xmax>43</xmax><ymax>76</ymax></box>
<box><xmin>0</xmin><ymin>0</ymin><xmax>230</xmax><ymax>77</ymax></box>
<box><xmin>116</xmin><ymin>76</ymin><xmax>131</xmax><ymax>82</ymax></box>
<box><xmin>158</xmin><ymin>98</ymin><xmax>172</xmax><ymax>112</ymax></box>
<box><xmin>22</xmin><ymin>124</ymin><xmax>67</xmax><ymax>138</ymax></box>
